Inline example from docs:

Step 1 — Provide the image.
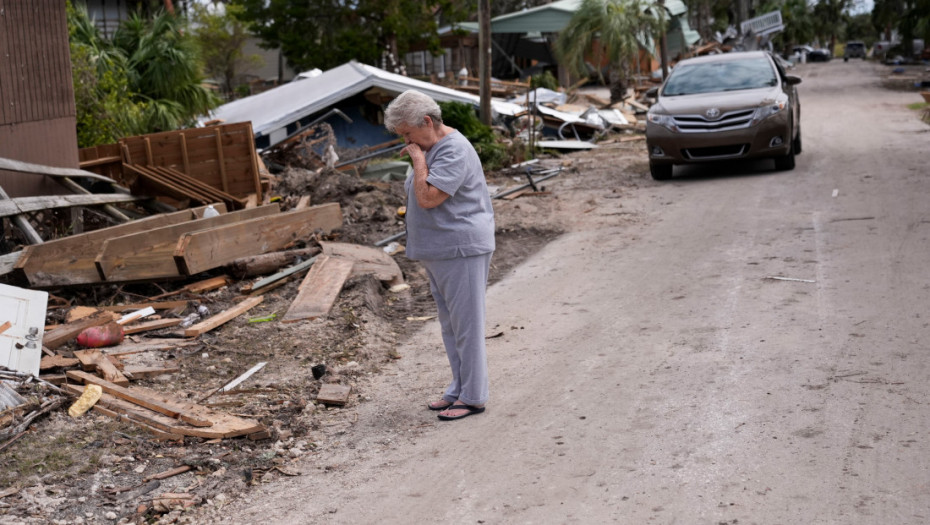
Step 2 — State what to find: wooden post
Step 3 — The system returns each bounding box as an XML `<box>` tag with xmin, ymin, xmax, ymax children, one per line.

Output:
<box><xmin>180</xmin><ymin>132</ymin><xmax>190</xmax><ymax>175</ymax></box>
<box><xmin>478</xmin><ymin>0</ymin><xmax>492</xmax><ymax>126</ymax></box>
<box><xmin>144</xmin><ymin>137</ymin><xmax>153</xmax><ymax>165</ymax></box>
<box><xmin>215</xmin><ymin>129</ymin><xmax>229</xmax><ymax>193</ymax></box>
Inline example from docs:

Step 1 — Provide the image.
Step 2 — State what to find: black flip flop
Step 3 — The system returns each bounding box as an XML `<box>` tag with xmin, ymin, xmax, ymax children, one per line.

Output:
<box><xmin>427</xmin><ymin>400</ymin><xmax>453</xmax><ymax>411</ymax></box>
<box><xmin>437</xmin><ymin>404</ymin><xmax>485</xmax><ymax>421</ymax></box>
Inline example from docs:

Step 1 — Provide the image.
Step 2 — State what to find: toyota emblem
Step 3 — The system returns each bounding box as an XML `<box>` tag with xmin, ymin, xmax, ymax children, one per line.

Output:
<box><xmin>705</xmin><ymin>108</ymin><xmax>721</xmax><ymax>119</ymax></box>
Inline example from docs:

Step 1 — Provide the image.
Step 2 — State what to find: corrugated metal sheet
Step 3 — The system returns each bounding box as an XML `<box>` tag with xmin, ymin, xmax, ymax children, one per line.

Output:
<box><xmin>0</xmin><ymin>0</ymin><xmax>78</xmax><ymax>197</ymax></box>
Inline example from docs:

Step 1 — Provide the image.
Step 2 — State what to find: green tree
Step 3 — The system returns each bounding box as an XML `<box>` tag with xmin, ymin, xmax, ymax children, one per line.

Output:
<box><xmin>813</xmin><ymin>0</ymin><xmax>854</xmax><ymax>52</ymax></box>
<box><xmin>68</xmin><ymin>3</ymin><xmax>143</xmax><ymax>147</ymax></box>
<box><xmin>190</xmin><ymin>3</ymin><xmax>263</xmax><ymax>100</ymax></box>
<box><xmin>555</xmin><ymin>0</ymin><xmax>665</xmax><ymax>103</ymax></box>
<box><xmin>228</xmin><ymin>0</ymin><xmax>471</xmax><ymax>73</ymax></box>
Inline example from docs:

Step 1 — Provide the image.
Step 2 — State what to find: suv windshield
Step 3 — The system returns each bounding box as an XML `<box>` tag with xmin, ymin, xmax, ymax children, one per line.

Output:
<box><xmin>662</xmin><ymin>57</ymin><xmax>778</xmax><ymax>96</ymax></box>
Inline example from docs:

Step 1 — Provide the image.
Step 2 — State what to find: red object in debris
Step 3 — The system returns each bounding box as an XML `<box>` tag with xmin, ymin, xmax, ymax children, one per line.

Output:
<box><xmin>76</xmin><ymin>322</ymin><xmax>125</xmax><ymax>348</ymax></box>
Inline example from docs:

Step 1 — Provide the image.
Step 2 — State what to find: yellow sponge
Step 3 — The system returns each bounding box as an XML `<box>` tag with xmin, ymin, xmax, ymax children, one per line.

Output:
<box><xmin>68</xmin><ymin>384</ymin><xmax>103</xmax><ymax>418</ymax></box>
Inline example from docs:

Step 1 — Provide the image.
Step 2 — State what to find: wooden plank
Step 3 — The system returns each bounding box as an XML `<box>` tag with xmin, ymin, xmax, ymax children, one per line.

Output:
<box><xmin>316</xmin><ymin>383</ymin><xmax>352</xmax><ymax>406</ymax></box>
<box><xmin>125</xmin><ymin>164</ymin><xmax>215</xmax><ymax>205</ymax></box>
<box><xmin>174</xmin><ymin>203</ymin><xmax>342</xmax><ymax>276</ymax></box>
<box><xmin>184</xmin><ymin>296</ymin><xmax>263</xmax><ymax>337</ymax></box>
<box><xmin>0</xmin><ymin>321</ymin><xmax>10</xmax><ymax>335</ymax></box>
<box><xmin>121</xmin><ymin>318</ymin><xmax>183</xmax><ymax>335</ymax></box>
<box><xmin>43</xmin><ymin>311</ymin><xmax>119</xmax><ymax>350</ymax></box>
<box><xmin>180</xmin><ymin>132</ymin><xmax>190</xmax><ymax>174</ymax></box>
<box><xmin>13</xmin><ymin>206</ymin><xmax>211</xmax><ymax>287</ymax></box>
<box><xmin>282</xmin><ymin>255</ymin><xmax>354</xmax><ymax>323</ymax></box>
<box><xmin>320</xmin><ymin>241</ymin><xmax>404</xmax><ymax>284</ymax></box>
<box><xmin>148</xmin><ymin>166</ymin><xmax>241</xmax><ymax>207</ymax></box>
<box><xmin>0</xmin><ymin>194</ymin><xmax>141</xmax><ymax>218</ymax></box>
<box><xmin>95</xmin><ymin>205</ymin><xmax>279</xmax><ymax>282</ymax></box>
<box><xmin>66</xmin><ymin>370</ymin><xmax>213</xmax><ymax>427</ymax></box>
<box><xmin>148</xmin><ymin>275</ymin><xmax>230</xmax><ymax>300</ymax></box>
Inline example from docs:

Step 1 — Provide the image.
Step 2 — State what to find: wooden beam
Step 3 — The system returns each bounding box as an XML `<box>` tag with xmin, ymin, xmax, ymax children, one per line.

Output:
<box><xmin>13</xmin><ymin>206</ymin><xmax>213</xmax><ymax>287</ymax></box>
<box><xmin>0</xmin><ymin>184</ymin><xmax>43</xmax><ymax>245</ymax></box>
<box><xmin>0</xmin><ymin>193</ymin><xmax>142</xmax><ymax>218</ymax></box>
<box><xmin>95</xmin><ymin>205</ymin><xmax>279</xmax><ymax>282</ymax></box>
<box><xmin>57</xmin><ymin>177</ymin><xmax>131</xmax><ymax>224</ymax></box>
<box><xmin>98</xmin><ymin>301</ymin><xmax>189</xmax><ymax>312</ymax></box>
<box><xmin>282</xmin><ymin>255</ymin><xmax>354</xmax><ymax>323</ymax></box>
<box><xmin>174</xmin><ymin>203</ymin><xmax>342</xmax><ymax>276</ymax></box>
<box><xmin>184</xmin><ymin>296</ymin><xmax>263</xmax><ymax>337</ymax></box>
<box><xmin>73</xmin><ymin>349</ymin><xmax>129</xmax><ymax>386</ymax></box>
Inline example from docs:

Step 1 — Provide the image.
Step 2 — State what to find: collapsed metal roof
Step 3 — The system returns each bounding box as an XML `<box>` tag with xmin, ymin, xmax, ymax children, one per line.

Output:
<box><xmin>203</xmin><ymin>61</ymin><xmax>523</xmax><ymax>151</ymax></box>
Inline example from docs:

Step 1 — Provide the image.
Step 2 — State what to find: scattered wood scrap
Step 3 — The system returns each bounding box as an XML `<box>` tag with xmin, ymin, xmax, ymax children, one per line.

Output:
<box><xmin>62</xmin><ymin>377</ymin><xmax>266</xmax><ymax>439</ymax></box>
<box><xmin>319</xmin><ymin>241</ymin><xmax>404</xmax><ymax>286</ymax></box>
<box><xmin>316</xmin><ymin>383</ymin><xmax>352</xmax><ymax>406</ymax></box>
<box><xmin>74</xmin><ymin>349</ymin><xmax>129</xmax><ymax>386</ymax></box>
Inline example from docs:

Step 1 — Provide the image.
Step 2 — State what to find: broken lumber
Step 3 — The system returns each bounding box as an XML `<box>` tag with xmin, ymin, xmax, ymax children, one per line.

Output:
<box><xmin>99</xmin><ymin>301</ymin><xmax>189</xmax><ymax>312</ymax></box>
<box><xmin>184</xmin><ymin>296</ymin><xmax>264</xmax><ymax>337</ymax></box>
<box><xmin>62</xmin><ymin>382</ymin><xmax>265</xmax><ymax>439</ymax></box>
<box><xmin>149</xmin><ymin>275</ymin><xmax>231</xmax><ymax>300</ymax></box>
<box><xmin>123</xmin><ymin>365</ymin><xmax>180</xmax><ymax>378</ymax></box>
<box><xmin>74</xmin><ymin>349</ymin><xmax>129</xmax><ymax>386</ymax></box>
<box><xmin>0</xmin><ymin>321</ymin><xmax>10</xmax><ymax>335</ymax></box>
<box><xmin>282</xmin><ymin>255</ymin><xmax>354</xmax><ymax>323</ymax></box>
<box><xmin>95</xmin><ymin>205</ymin><xmax>279</xmax><ymax>282</ymax></box>
<box><xmin>228</xmin><ymin>247</ymin><xmax>320</xmax><ymax>278</ymax></box>
<box><xmin>39</xmin><ymin>355</ymin><xmax>80</xmax><ymax>370</ymax></box>
<box><xmin>173</xmin><ymin>203</ymin><xmax>342</xmax><ymax>276</ymax></box>
<box><xmin>13</xmin><ymin>205</ymin><xmax>223</xmax><ymax>287</ymax></box>
<box><xmin>320</xmin><ymin>241</ymin><xmax>404</xmax><ymax>285</ymax></box>
<box><xmin>67</xmin><ymin>370</ymin><xmax>212</xmax><ymax>427</ymax></box>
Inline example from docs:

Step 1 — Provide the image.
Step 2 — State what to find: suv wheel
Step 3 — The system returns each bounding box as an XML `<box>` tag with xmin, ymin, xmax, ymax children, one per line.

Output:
<box><xmin>774</xmin><ymin>147</ymin><xmax>796</xmax><ymax>171</ymax></box>
<box><xmin>650</xmin><ymin>162</ymin><xmax>673</xmax><ymax>180</ymax></box>
<box><xmin>792</xmin><ymin>128</ymin><xmax>802</xmax><ymax>155</ymax></box>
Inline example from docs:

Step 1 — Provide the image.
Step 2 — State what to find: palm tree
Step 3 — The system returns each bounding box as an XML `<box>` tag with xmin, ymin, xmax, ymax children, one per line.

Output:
<box><xmin>555</xmin><ymin>0</ymin><xmax>666</xmax><ymax>103</ymax></box>
<box><xmin>112</xmin><ymin>12</ymin><xmax>220</xmax><ymax>131</ymax></box>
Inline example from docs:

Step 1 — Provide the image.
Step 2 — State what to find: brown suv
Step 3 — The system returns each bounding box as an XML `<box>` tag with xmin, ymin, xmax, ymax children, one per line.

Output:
<box><xmin>645</xmin><ymin>51</ymin><xmax>802</xmax><ymax>180</ymax></box>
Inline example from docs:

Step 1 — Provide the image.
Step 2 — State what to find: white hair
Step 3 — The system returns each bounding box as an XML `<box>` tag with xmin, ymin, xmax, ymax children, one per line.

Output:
<box><xmin>383</xmin><ymin>90</ymin><xmax>443</xmax><ymax>132</ymax></box>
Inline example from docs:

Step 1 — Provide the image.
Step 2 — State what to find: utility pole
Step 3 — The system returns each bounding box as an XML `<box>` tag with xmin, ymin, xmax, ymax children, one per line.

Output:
<box><xmin>658</xmin><ymin>0</ymin><xmax>669</xmax><ymax>80</ymax></box>
<box><xmin>478</xmin><ymin>0</ymin><xmax>492</xmax><ymax>126</ymax></box>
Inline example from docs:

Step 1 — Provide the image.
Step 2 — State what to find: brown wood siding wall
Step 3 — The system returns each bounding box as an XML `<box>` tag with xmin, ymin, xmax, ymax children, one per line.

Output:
<box><xmin>0</xmin><ymin>0</ymin><xmax>79</xmax><ymax>197</ymax></box>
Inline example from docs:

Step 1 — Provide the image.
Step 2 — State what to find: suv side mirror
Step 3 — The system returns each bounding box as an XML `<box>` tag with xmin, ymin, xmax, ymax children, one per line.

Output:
<box><xmin>646</xmin><ymin>86</ymin><xmax>659</xmax><ymax>98</ymax></box>
<box><xmin>784</xmin><ymin>75</ymin><xmax>802</xmax><ymax>85</ymax></box>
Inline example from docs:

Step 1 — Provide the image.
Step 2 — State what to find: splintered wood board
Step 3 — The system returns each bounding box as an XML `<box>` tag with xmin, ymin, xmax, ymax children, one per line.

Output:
<box><xmin>319</xmin><ymin>241</ymin><xmax>404</xmax><ymax>284</ymax></box>
<box><xmin>13</xmin><ymin>205</ymin><xmax>222</xmax><ymax>287</ymax></box>
<box><xmin>282</xmin><ymin>255</ymin><xmax>354</xmax><ymax>323</ymax></box>
<box><xmin>184</xmin><ymin>296</ymin><xmax>264</xmax><ymax>337</ymax></box>
<box><xmin>174</xmin><ymin>203</ymin><xmax>342</xmax><ymax>276</ymax></box>
<box><xmin>96</xmin><ymin>205</ymin><xmax>279</xmax><ymax>282</ymax></box>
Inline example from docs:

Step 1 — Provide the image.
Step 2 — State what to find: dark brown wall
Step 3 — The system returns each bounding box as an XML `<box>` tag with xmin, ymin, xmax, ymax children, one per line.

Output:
<box><xmin>0</xmin><ymin>0</ymin><xmax>78</xmax><ymax>197</ymax></box>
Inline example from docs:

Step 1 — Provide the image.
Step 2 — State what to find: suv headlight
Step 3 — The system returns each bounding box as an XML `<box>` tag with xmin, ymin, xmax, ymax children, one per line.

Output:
<box><xmin>751</xmin><ymin>99</ymin><xmax>787</xmax><ymax>125</ymax></box>
<box><xmin>647</xmin><ymin>111</ymin><xmax>677</xmax><ymax>131</ymax></box>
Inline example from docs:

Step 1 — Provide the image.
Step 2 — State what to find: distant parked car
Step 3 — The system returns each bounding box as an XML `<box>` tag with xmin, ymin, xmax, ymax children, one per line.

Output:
<box><xmin>807</xmin><ymin>48</ymin><xmax>832</xmax><ymax>62</ymax></box>
<box><xmin>844</xmin><ymin>41</ymin><xmax>867</xmax><ymax>61</ymax></box>
<box><xmin>645</xmin><ymin>51</ymin><xmax>802</xmax><ymax>180</ymax></box>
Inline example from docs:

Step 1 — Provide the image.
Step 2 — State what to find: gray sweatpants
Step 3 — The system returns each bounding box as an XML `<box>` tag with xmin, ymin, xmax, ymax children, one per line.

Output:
<box><xmin>421</xmin><ymin>252</ymin><xmax>492</xmax><ymax>407</ymax></box>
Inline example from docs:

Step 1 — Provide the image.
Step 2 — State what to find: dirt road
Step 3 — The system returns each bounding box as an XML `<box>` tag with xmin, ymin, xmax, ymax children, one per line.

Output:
<box><xmin>204</xmin><ymin>59</ymin><xmax>930</xmax><ymax>524</ymax></box>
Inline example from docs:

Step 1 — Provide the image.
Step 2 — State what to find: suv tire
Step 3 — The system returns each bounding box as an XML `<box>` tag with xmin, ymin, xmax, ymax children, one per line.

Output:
<box><xmin>650</xmin><ymin>162</ymin><xmax>673</xmax><ymax>180</ymax></box>
<box><xmin>774</xmin><ymin>146</ymin><xmax>796</xmax><ymax>171</ymax></box>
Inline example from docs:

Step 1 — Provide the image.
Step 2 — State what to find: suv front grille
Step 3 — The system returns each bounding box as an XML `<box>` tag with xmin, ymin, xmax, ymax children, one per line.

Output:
<box><xmin>683</xmin><ymin>144</ymin><xmax>750</xmax><ymax>160</ymax></box>
<box><xmin>672</xmin><ymin>109</ymin><xmax>755</xmax><ymax>132</ymax></box>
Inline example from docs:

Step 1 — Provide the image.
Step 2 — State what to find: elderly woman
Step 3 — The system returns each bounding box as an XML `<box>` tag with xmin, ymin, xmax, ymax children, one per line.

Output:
<box><xmin>383</xmin><ymin>89</ymin><xmax>495</xmax><ymax>421</ymax></box>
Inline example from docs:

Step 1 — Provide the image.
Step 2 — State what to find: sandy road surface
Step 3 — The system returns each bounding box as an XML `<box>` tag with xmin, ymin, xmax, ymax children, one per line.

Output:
<box><xmin>204</xmin><ymin>59</ymin><xmax>930</xmax><ymax>524</ymax></box>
